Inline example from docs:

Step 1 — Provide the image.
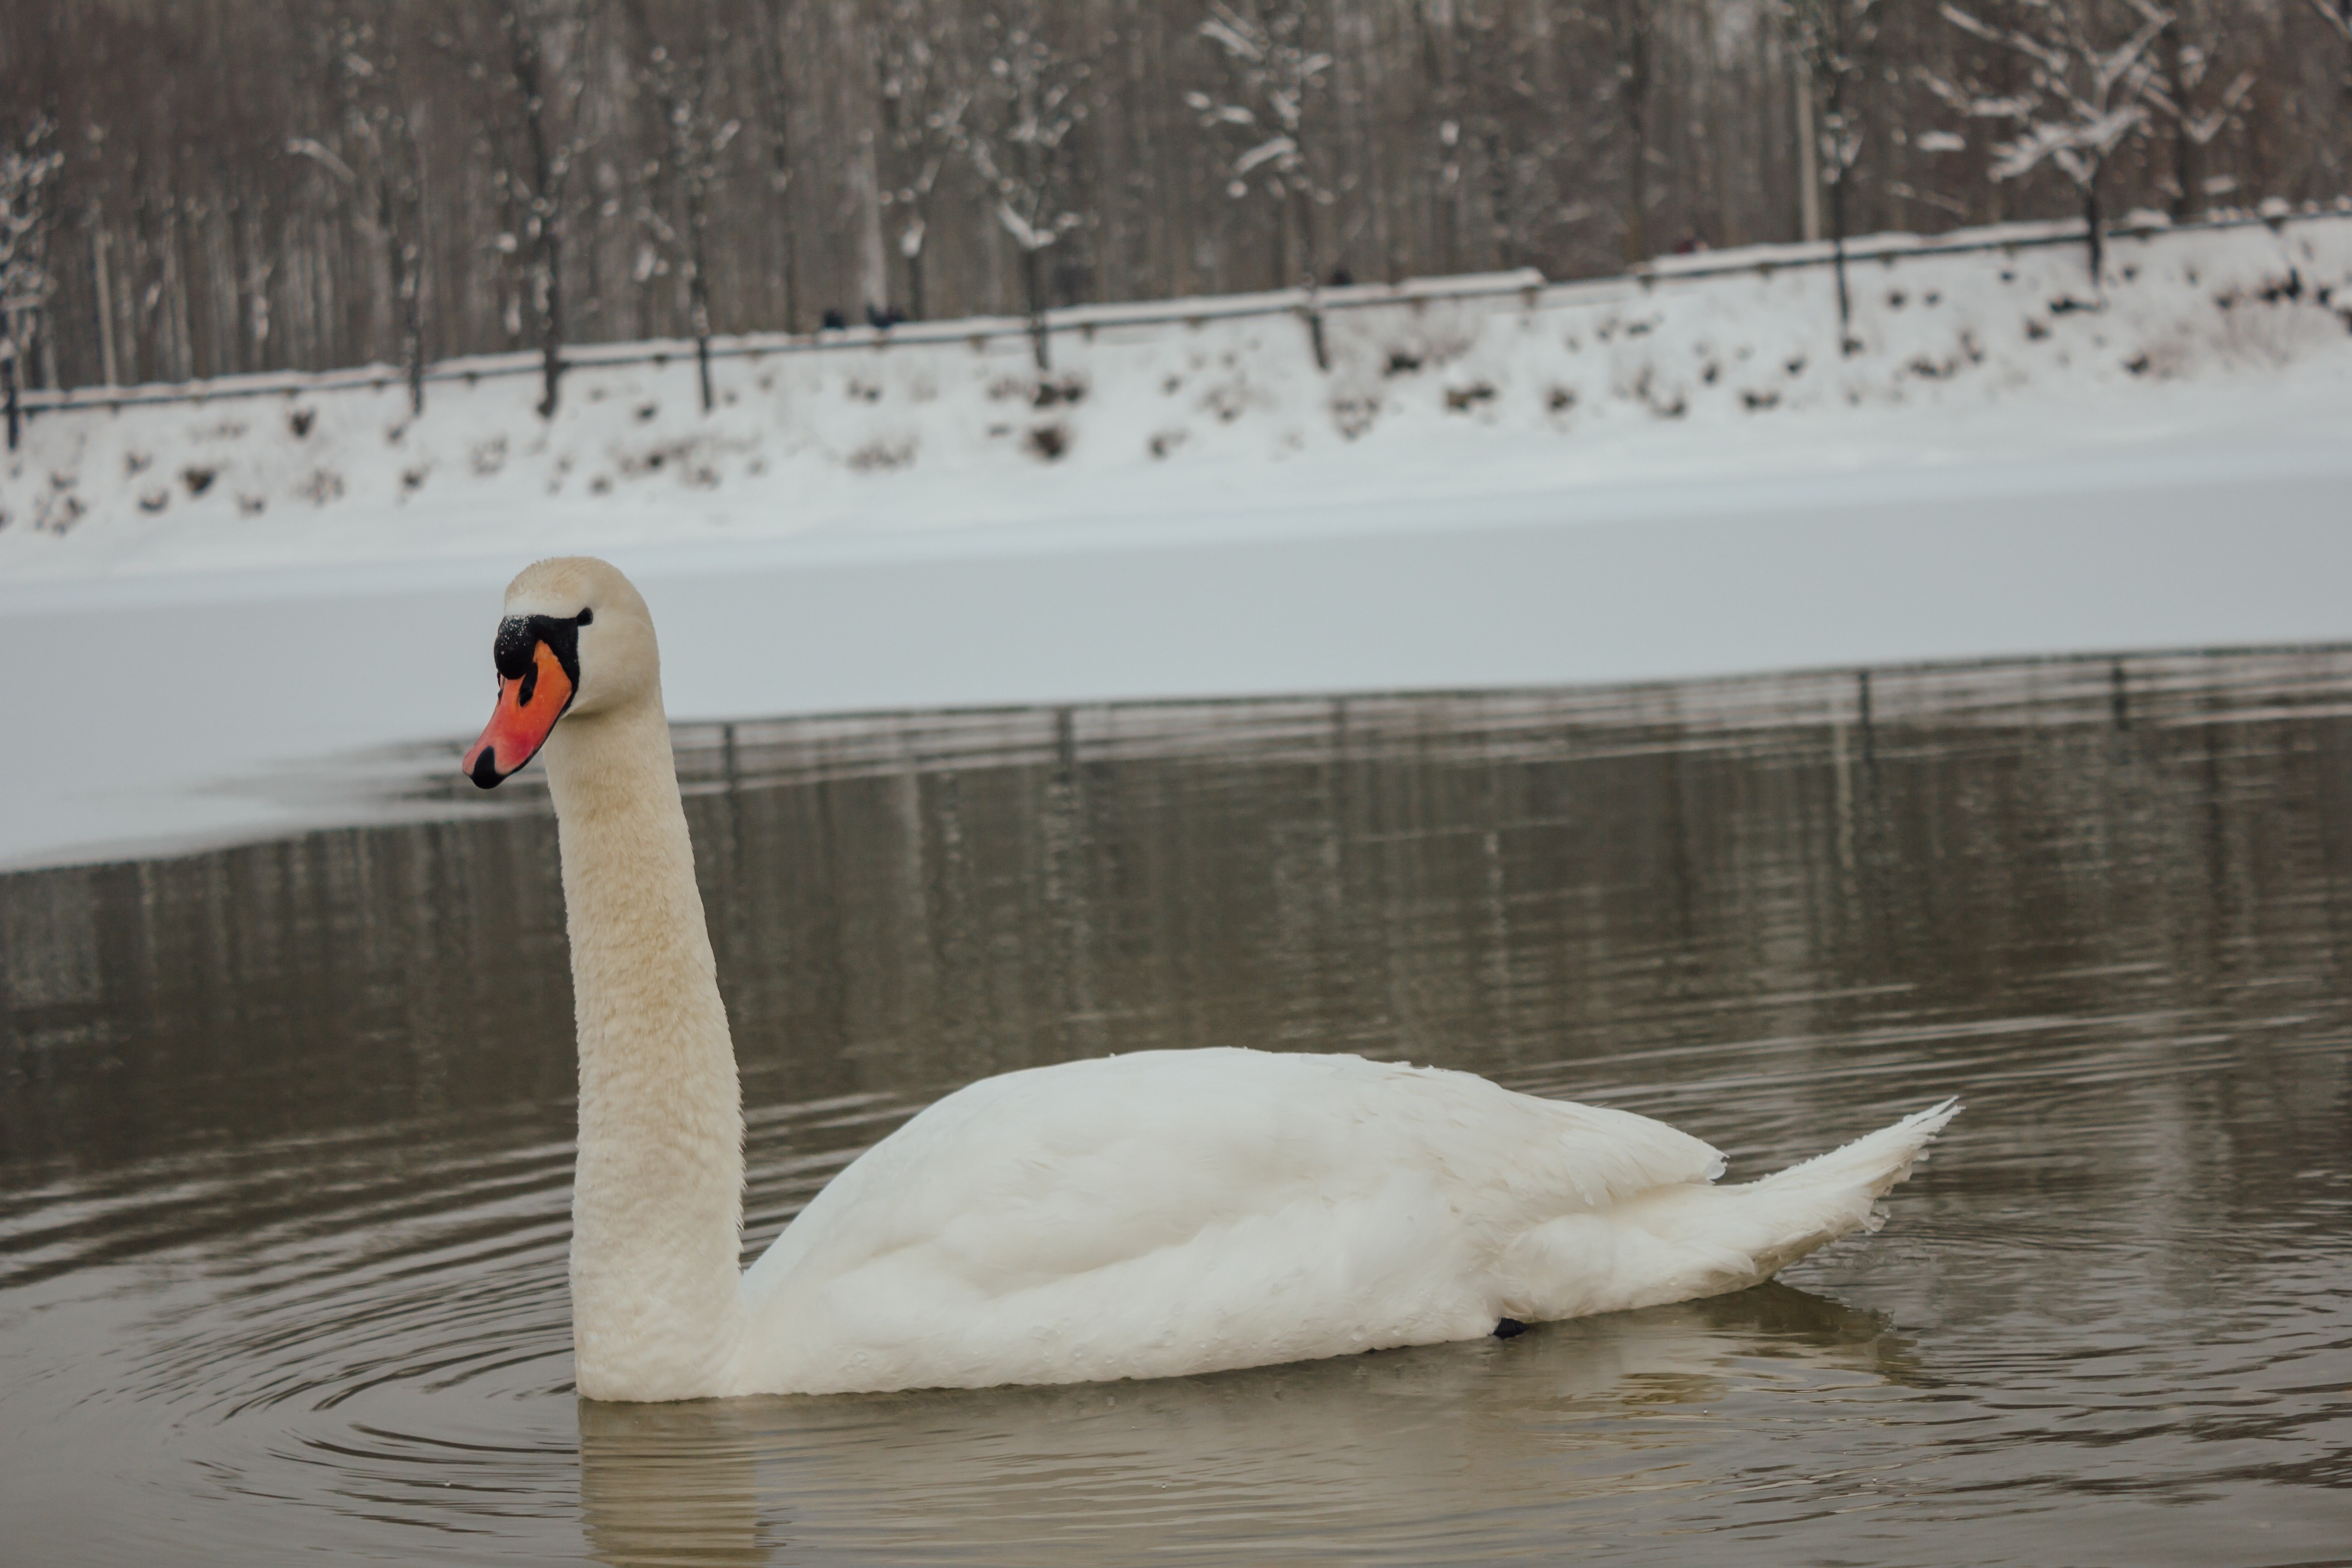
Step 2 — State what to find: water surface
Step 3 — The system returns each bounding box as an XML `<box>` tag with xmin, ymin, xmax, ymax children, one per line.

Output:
<box><xmin>3</xmin><ymin>652</ymin><xmax>2349</xmax><ymax>1564</ymax></box>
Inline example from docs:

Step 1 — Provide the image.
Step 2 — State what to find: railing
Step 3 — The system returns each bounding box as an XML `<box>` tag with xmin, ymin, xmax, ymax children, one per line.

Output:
<box><xmin>18</xmin><ymin>203</ymin><xmax>2348</xmax><ymax>418</ymax></box>
<box><xmin>1632</xmin><ymin>202</ymin><xmax>2348</xmax><ymax>285</ymax></box>
<box><xmin>14</xmin><ymin>270</ymin><xmax>1545</xmax><ymax>416</ymax></box>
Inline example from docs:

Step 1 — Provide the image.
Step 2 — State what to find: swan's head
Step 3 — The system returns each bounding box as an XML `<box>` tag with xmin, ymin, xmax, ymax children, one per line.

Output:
<box><xmin>462</xmin><ymin>556</ymin><xmax>659</xmax><ymax>788</ymax></box>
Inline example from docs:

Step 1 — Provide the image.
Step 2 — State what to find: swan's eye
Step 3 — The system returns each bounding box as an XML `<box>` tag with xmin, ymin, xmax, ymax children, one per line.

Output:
<box><xmin>576</xmin><ymin>608</ymin><xmax>594</xmax><ymax>627</ymax></box>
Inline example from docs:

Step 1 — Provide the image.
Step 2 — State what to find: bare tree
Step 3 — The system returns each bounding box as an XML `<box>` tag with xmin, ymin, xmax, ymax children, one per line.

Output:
<box><xmin>1612</xmin><ymin>0</ymin><xmax>1655</xmax><ymax>266</ymax></box>
<box><xmin>1189</xmin><ymin>3</ymin><xmax>1332</xmax><ymax>288</ymax></box>
<box><xmin>300</xmin><ymin>9</ymin><xmax>429</xmax><ymax>414</ymax></box>
<box><xmin>622</xmin><ymin>0</ymin><xmax>738</xmax><ymax>411</ymax></box>
<box><xmin>496</xmin><ymin>0</ymin><xmax>590</xmax><ymax>417</ymax></box>
<box><xmin>749</xmin><ymin>0</ymin><xmax>804</xmax><ymax>333</ymax></box>
<box><xmin>2308</xmin><ymin>0</ymin><xmax>2352</xmax><ymax>76</ymax></box>
<box><xmin>967</xmin><ymin>3</ymin><xmax>1088</xmax><ymax>370</ymax></box>
<box><xmin>1455</xmin><ymin>0</ymin><xmax>1566</xmax><ymax>273</ymax></box>
<box><xmin>877</xmin><ymin>0</ymin><xmax>969</xmax><ymax>322</ymax></box>
<box><xmin>15</xmin><ymin>0</ymin><xmax>2352</xmax><ymax>395</ymax></box>
<box><xmin>1934</xmin><ymin>0</ymin><xmax>2173</xmax><ymax>282</ymax></box>
<box><xmin>2142</xmin><ymin>0</ymin><xmax>2256</xmax><ymax>219</ymax></box>
<box><xmin>2309</xmin><ymin>3</ymin><xmax>2352</xmax><ymax>199</ymax></box>
<box><xmin>1188</xmin><ymin>2</ymin><xmax>1334</xmax><ymax>364</ymax></box>
<box><xmin>0</xmin><ymin>114</ymin><xmax>61</xmax><ymax>449</ymax></box>
<box><xmin>1786</xmin><ymin>0</ymin><xmax>1879</xmax><ymax>346</ymax></box>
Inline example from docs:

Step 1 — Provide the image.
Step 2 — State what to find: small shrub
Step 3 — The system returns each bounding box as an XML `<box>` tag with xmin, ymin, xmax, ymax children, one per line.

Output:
<box><xmin>847</xmin><ymin>438</ymin><xmax>915</xmax><ymax>472</ymax></box>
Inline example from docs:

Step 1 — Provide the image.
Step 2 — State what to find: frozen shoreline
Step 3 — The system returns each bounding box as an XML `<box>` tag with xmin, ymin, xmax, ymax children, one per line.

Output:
<box><xmin>4</xmin><ymin>218</ymin><xmax>2351</xmax><ymax>868</ymax></box>
<box><xmin>7</xmin><ymin>406</ymin><xmax>2351</xmax><ymax>872</ymax></box>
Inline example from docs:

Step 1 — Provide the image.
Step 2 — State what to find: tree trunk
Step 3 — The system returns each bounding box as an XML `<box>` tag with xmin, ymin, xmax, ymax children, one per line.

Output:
<box><xmin>404</xmin><ymin>270</ymin><xmax>425</xmax><ymax>414</ymax></box>
<box><xmin>2083</xmin><ymin>174</ymin><xmax>2104</xmax><ymax>285</ymax></box>
<box><xmin>690</xmin><ymin>193</ymin><xmax>715</xmax><ymax>414</ymax></box>
<box><xmin>1482</xmin><ymin>125</ymin><xmax>1514</xmax><ymax>269</ymax></box>
<box><xmin>693</xmin><ymin>314</ymin><xmax>713</xmax><ymax>412</ymax></box>
<box><xmin>534</xmin><ymin>221</ymin><xmax>564</xmax><ymax>418</ymax></box>
<box><xmin>92</xmin><ymin>222</ymin><xmax>120</xmax><ymax>387</ymax></box>
<box><xmin>1293</xmin><ymin>182</ymin><xmax>1328</xmax><ymax>371</ymax></box>
<box><xmin>1619</xmin><ymin>0</ymin><xmax>1650</xmax><ymax>268</ymax></box>
<box><xmin>3</xmin><ymin>342</ymin><xmax>19</xmax><ymax>451</ymax></box>
<box><xmin>1794</xmin><ymin>51</ymin><xmax>1821</xmax><ymax>242</ymax></box>
<box><xmin>1831</xmin><ymin>170</ymin><xmax>1852</xmax><ymax>348</ymax></box>
<box><xmin>760</xmin><ymin>23</ymin><xmax>801</xmax><ymax>333</ymax></box>
<box><xmin>379</xmin><ymin>167</ymin><xmax>425</xmax><ymax>416</ymax></box>
<box><xmin>1023</xmin><ymin>244</ymin><xmax>1049</xmax><ymax>372</ymax></box>
<box><xmin>1821</xmin><ymin>17</ymin><xmax>1853</xmax><ymax>351</ymax></box>
<box><xmin>2161</xmin><ymin>19</ymin><xmax>2198</xmax><ymax>221</ymax></box>
<box><xmin>506</xmin><ymin>10</ymin><xmax>567</xmax><ymax>418</ymax></box>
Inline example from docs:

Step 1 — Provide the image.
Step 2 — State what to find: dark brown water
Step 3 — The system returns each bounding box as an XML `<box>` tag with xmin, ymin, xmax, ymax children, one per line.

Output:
<box><xmin>4</xmin><ymin>652</ymin><xmax>2350</xmax><ymax>1566</ymax></box>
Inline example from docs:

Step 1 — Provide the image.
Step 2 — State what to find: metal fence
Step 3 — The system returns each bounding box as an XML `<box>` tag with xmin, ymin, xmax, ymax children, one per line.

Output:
<box><xmin>18</xmin><ymin>204</ymin><xmax>2348</xmax><ymax>419</ymax></box>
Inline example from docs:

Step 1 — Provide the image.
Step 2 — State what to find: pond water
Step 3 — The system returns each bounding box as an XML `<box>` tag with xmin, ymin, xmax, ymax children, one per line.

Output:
<box><xmin>3</xmin><ymin>652</ymin><xmax>2349</xmax><ymax>1566</ymax></box>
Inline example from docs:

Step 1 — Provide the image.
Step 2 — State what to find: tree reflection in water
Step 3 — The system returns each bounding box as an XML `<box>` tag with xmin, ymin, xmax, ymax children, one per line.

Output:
<box><xmin>3</xmin><ymin>650</ymin><xmax>2349</xmax><ymax>1565</ymax></box>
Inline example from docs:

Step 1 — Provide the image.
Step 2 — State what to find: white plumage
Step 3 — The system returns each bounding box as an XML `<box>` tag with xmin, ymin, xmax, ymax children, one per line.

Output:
<box><xmin>738</xmin><ymin>1049</ymin><xmax>1955</xmax><ymax>1395</ymax></box>
<box><xmin>469</xmin><ymin>558</ymin><xmax>1959</xmax><ymax>1403</ymax></box>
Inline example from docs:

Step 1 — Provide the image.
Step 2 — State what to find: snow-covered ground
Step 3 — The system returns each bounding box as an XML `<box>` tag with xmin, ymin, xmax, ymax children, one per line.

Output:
<box><xmin>4</xmin><ymin>216</ymin><xmax>2351</xmax><ymax>868</ymax></box>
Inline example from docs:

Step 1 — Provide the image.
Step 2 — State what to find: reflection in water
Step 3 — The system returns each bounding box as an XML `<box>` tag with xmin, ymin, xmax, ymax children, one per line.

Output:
<box><xmin>577</xmin><ymin>1284</ymin><xmax>1918</xmax><ymax>1568</ymax></box>
<box><xmin>580</xmin><ymin>1400</ymin><xmax>769</xmax><ymax>1568</ymax></box>
<box><xmin>4</xmin><ymin>650</ymin><xmax>2351</xmax><ymax>1564</ymax></box>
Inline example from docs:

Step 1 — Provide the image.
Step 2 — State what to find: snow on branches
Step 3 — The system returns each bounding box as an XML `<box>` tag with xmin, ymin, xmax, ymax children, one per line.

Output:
<box><xmin>1927</xmin><ymin>0</ymin><xmax>2172</xmax><ymax>279</ymax></box>
<box><xmin>0</xmin><ymin>115</ymin><xmax>63</xmax><ymax>448</ymax></box>
<box><xmin>1781</xmin><ymin>0</ymin><xmax>1881</xmax><ymax>338</ymax></box>
<box><xmin>618</xmin><ymin>1</ymin><xmax>739</xmax><ymax>412</ymax></box>
<box><xmin>875</xmin><ymin>4</ymin><xmax>970</xmax><ymax>322</ymax></box>
<box><xmin>965</xmin><ymin>5</ymin><xmax>1089</xmax><ymax>368</ymax></box>
<box><xmin>1185</xmin><ymin>1</ymin><xmax>1336</xmax><ymax>227</ymax></box>
<box><xmin>968</xmin><ymin>18</ymin><xmax>1083</xmax><ymax>257</ymax></box>
<box><xmin>1181</xmin><ymin>1</ymin><xmax>1340</xmax><ymax>366</ymax></box>
<box><xmin>1783</xmin><ymin>0</ymin><xmax>1877</xmax><ymax>194</ymax></box>
<box><xmin>0</xmin><ymin>121</ymin><xmax>61</xmax><ymax>349</ymax></box>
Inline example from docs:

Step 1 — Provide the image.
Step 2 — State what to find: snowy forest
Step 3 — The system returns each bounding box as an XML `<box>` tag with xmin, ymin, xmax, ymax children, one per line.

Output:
<box><xmin>3</xmin><ymin>0</ymin><xmax>2351</xmax><ymax>405</ymax></box>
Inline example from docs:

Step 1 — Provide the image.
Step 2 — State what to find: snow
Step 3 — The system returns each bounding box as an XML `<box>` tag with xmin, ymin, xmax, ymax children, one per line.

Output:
<box><xmin>4</xmin><ymin>216</ymin><xmax>2351</xmax><ymax>869</ymax></box>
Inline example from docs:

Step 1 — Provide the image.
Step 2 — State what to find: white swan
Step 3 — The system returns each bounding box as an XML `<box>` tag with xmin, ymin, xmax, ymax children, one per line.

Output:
<box><xmin>463</xmin><ymin>557</ymin><xmax>1959</xmax><ymax>1403</ymax></box>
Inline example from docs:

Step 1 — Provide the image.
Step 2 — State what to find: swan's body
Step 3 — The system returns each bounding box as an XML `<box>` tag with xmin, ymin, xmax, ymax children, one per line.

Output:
<box><xmin>465</xmin><ymin>558</ymin><xmax>1959</xmax><ymax>1403</ymax></box>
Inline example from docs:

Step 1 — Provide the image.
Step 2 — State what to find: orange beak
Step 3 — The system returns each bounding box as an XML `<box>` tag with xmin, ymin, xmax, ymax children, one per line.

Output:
<box><xmin>463</xmin><ymin>637</ymin><xmax>575</xmax><ymax>788</ymax></box>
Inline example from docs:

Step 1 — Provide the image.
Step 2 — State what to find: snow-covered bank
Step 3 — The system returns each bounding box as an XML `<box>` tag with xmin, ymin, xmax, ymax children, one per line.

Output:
<box><xmin>4</xmin><ymin>216</ymin><xmax>2351</xmax><ymax>868</ymax></box>
<box><xmin>7</xmin><ymin>414</ymin><xmax>2352</xmax><ymax>870</ymax></box>
<box><xmin>3</xmin><ymin>215</ymin><xmax>2348</xmax><ymax>580</ymax></box>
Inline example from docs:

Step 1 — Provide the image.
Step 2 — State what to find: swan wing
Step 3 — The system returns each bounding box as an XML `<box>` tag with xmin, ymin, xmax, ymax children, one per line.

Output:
<box><xmin>735</xmin><ymin>1049</ymin><xmax>1723</xmax><ymax>1392</ymax></box>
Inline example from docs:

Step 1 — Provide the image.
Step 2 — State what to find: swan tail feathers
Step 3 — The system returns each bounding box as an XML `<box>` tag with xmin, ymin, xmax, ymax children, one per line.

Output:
<box><xmin>1752</xmin><ymin>1098</ymin><xmax>1960</xmax><ymax>1194</ymax></box>
<box><xmin>1492</xmin><ymin>1101</ymin><xmax>1958</xmax><ymax>1324</ymax></box>
<box><xmin>1716</xmin><ymin>1098</ymin><xmax>1962</xmax><ymax>1279</ymax></box>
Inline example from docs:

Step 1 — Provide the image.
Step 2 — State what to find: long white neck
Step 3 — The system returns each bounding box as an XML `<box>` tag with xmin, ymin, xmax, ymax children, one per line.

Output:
<box><xmin>542</xmin><ymin>696</ymin><xmax>746</xmax><ymax>1401</ymax></box>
